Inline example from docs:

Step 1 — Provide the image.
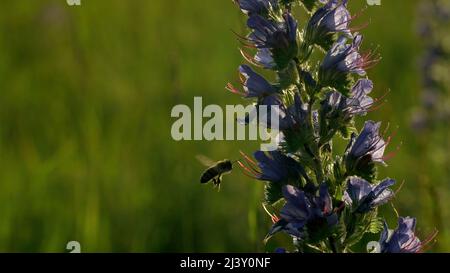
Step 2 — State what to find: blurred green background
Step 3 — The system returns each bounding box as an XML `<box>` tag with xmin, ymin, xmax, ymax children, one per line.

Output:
<box><xmin>0</xmin><ymin>0</ymin><xmax>448</xmax><ymax>252</ymax></box>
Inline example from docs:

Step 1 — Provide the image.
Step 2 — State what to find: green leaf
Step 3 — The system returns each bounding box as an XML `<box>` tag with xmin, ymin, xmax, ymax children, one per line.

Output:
<box><xmin>333</xmin><ymin>157</ymin><xmax>344</xmax><ymax>181</ymax></box>
<box><xmin>354</xmin><ymin>159</ymin><xmax>378</xmax><ymax>182</ymax></box>
<box><xmin>280</xmin><ymin>0</ymin><xmax>297</xmax><ymax>8</ymax></box>
<box><xmin>277</xmin><ymin>61</ymin><xmax>299</xmax><ymax>89</ymax></box>
<box><xmin>299</xmin><ymin>0</ymin><xmax>321</xmax><ymax>13</ymax></box>
<box><xmin>368</xmin><ymin>217</ymin><xmax>384</xmax><ymax>234</ymax></box>
<box><xmin>338</xmin><ymin>125</ymin><xmax>353</xmax><ymax>139</ymax></box>
<box><xmin>341</xmin><ymin>210</ymin><xmax>380</xmax><ymax>248</ymax></box>
<box><xmin>264</xmin><ymin>182</ymin><xmax>283</xmax><ymax>205</ymax></box>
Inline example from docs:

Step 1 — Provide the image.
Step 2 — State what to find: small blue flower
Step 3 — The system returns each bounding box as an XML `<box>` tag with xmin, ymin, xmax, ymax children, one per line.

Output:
<box><xmin>248</xmin><ymin>13</ymin><xmax>298</xmax><ymax>50</ymax></box>
<box><xmin>274</xmin><ymin>247</ymin><xmax>287</xmax><ymax>253</ymax></box>
<box><xmin>319</xmin><ymin>34</ymin><xmax>378</xmax><ymax>89</ymax></box>
<box><xmin>322</xmin><ymin>79</ymin><xmax>374</xmax><ymax>121</ymax></box>
<box><xmin>379</xmin><ymin>217</ymin><xmax>422</xmax><ymax>253</ymax></box>
<box><xmin>277</xmin><ymin>93</ymin><xmax>321</xmax><ymax>152</ymax></box>
<box><xmin>343</xmin><ymin>176</ymin><xmax>395</xmax><ymax>213</ymax></box>
<box><xmin>240</xmin><ymin>150</ymin><xmax>308</xmax><ymax>183</ymax></box>
<box><xmin>281</xmin><ymin>93</ymin><xmax>309</xmax><ymax>131</ymax></box>
<box><xmin>345</xmin><ymin>120</ymin><xmax>387</xmax><ymax>172</ymax></box>
<box><xmin>238</xmin><ymin>94</ymin><xmax>288</xmax><ymax>129</ymax></box>
<box><xmin>232</xmin><ymin>65</ymin><xmax>277</xmax><ymax>98</ymax></box>
<box><xmin>267</xmin><ymin>184</ymin><xmax>338</xmax><ymax>240</ymax></box>
<box><xmin>245</xmin><ymin>13</ymin><xmax>298</xmax><ymax>69</ymax></box>
<box><xmin>236</xmin><ymin>0</ymin><xmax>278</xmax><ymax>15</ymax></box>
<box><xmin>346</xmin><ymin>79</ymin><xmax>374</xmax><ymax>116</ymax></box>
<box><xmin>305</xmin><ymin>0</ymin><xmax>352</xmax><ymax>49</ymax></box>
<box><xmin>253</xmin><ymin>48</ymin><xmax>276</xmax><ymax>69</ymax></box>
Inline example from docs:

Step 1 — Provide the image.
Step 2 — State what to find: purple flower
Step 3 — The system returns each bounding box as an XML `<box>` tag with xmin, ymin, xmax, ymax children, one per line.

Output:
<box><xmin>379</xmin><ymin>217</ymin><xmax>422</xmax><ymax>253</ymax></box>
<box><xmin>227</xmin><ymin>65</ymin><xmax>277</xmax><ymax>98</ymax></box>
<box><xmin>274</xmin><ymin>247</ymin><xmax>287</xmax><ymax>253</ymax></box>
<box><xmin>343</xmin><ymin>176</ymin><xmax>395</xmax><ymax>213</ymax></box>
<box><xmin>238</xmin><ymin>94</ymin><xmax>288</xmax><ymax>129</ymax></box>
<box><xmin>247</xmin><ymin>13</ymin><xmax>297</xmax><ymax>50</ymax></box>
<box><xmin>253</xmin><ymin>48</ymin><xmax>276</xmax><ymax>69</ymax></box>
<box><xmin>236</xmin><ymin>0</ymin><xmax>278</xmax><ymax>15</ymax></box>
<box><xmin>319</xmin><ymin>34</ymin><xmax>378</xmax><ymax>89</ymax></box>
<box><xmin>240</xmin><ymin>150</ymin><xmax>308</xmax><ymax>183</ymax></box>
<box><xmin>267</xmin><ymin>184</ymin><xmax>338</xmax><ymax>240</ymax></box>
<box><xmin>305</xmin><ymin>0</ymin><xmax>352</xmax><ymax>49</ymax></box>
<box><xmin>322</xmin><ymin>79</ymin><xmax>374</xmax><ymax>121</ymax></box>
<box><xmin>281</xmin><ymin>93</ymin><xmax>309</xmax><ymax>131</ymax></box>
<box><xmin>244</xmin><ymin>13</ymin><xmax>298</xmax><ymax>69</ymax></box>
<box><xmin>276</xmin><ymin>93</ymin><xmax>320</xmax><ymax>152</ymax></box>
<box><xmin>346</xmin><ymin>79</ymin><xmax>374</xmax><ymax>116</ymax></box>
<box><xmin>345</xmin><ymin>121</ymin><xmax>388</xmax><ymax>172</ymax></box>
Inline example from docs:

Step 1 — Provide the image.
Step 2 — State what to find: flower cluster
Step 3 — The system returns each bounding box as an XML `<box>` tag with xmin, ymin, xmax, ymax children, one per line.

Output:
<box><xmin>412</xmin><ymin>0</ymin><xmax>450</xmax><ymax>132</ymax></box>
<box><xmin>220</xmin><ymin>0</ymin><xmax>436</xmax><ymax>253</ymax></box>
<box><xmin>406</xmin><ymin>0</ymin><xmax>448</xmax><ymax>251</ymax></box>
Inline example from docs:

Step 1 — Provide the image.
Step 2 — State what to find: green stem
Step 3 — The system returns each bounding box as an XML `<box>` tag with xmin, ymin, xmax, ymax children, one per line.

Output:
<box><xmin>328</xmin><ymin>237</ymin><xmax>337</xmax><ymax>253</ymax></box>
<box><xmin>319</xmin><ymin>127</ymin><xmax>338</xmax><ymax>147</ymax></box>
<box><xmin>313</xmin><ymin>153</ymin><xmax>324</xmax><ymax>183</ymax></box>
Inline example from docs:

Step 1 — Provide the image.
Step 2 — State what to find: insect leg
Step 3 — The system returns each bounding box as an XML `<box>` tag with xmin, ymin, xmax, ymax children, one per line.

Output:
<box><xmin>216</xmin><ymin>176</ymin><xmax>223</xmax><ymax>192</ymax></box>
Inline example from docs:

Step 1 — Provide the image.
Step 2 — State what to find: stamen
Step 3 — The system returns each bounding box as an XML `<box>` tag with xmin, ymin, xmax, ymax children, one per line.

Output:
<box><xmin>382</xmin><ymin>122</ymin><xmax>391</xmax><ymax>137</ymax></box>
<box><xmin>419</xmin><ymin>229</ymin><xmax>439</xmax><ymax>252</ymax></box>
<box><xmin>384</xmin><ymin>126</ymin><xmax>399</xmax><ymax>146</ymax></box>
<box><xmin>231</xmin><ymin>29</ymin><xmax>254</xmax><ymax>47</ymax></box>
<box><xmin>374</xmin><ymin>89</ymin><xmax>391</xmax><ymax>102</ymax></box>
<box><xmin>390</xmin><ymin>202</ymin><xmax>400</xmax><ymax>218</ymax></box>
<box><xmin>351</xmin><ymin>6</ymin><xmax>368</xmax><ymax>22</ymax></box>
<box><xmin>225</xmin><ymin>83</ymin><xmax>245</xmax><ymax>96</ymax></box>
<box><xmin>240</xmin><ymin>150</ymin><xmax>257</xmax><ymax>165</ymax></box>
<box><xmin>238</xmin><ymin>71</ymin><xmax>246</xmax><ymax>84</ymax></box>
<box><xmin>262</xmin><ymin>203</ymin><xmax>280</xmax><ymax>224</ymax></box>
<box><xmin>395</xmin><ymin>179</ymin><xmax>406</xmax><ymax>195</ymax></box>
<box><xmin>237</xmin><ymin>160</ymin><xmax>259</xmax><ymax>178</ymax></box>
<box><xmin>382</xmin><ymin>142</ymin><xmax>402</xmax><ymax>162</ymax></box>
<box><xmin>367</xmin><ymin>89</ymin><xmax>391</xmax><ymax>112</ymax></box>
<box><xmin>367</xmin><ymin>100</ymin><xmax>386</xmax><ymax>112</ymax></box>
<box><xmin>238</xmin><ymin>151</ymin><xmax>261</xmax><ymax>173</ymax></box>
<box><xmin>349</xmin><ymin>21</ymin><xmax>369</xmax><ymax>32</ymax></box>
<box><xmin>240</xmin><ymin>48</ymin><xmax>261</xmax><ymax>67</ymax></box>
<box><xmin>401</xmin><ymin>237</ymin><xmax>420</xmax><ymax>252</ymax></box>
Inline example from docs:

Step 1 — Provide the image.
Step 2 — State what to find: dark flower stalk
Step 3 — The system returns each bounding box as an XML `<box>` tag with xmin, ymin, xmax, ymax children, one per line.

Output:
<box><xmin>209</xmin><ymin>0</ymin><xmax>435</xmax><ymax>253</ymax></box>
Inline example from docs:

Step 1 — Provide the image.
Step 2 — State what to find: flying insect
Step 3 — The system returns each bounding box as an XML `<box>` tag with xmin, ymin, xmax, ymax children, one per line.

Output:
<box><xmin>196</xmin><ymin>155</ymin><xmax>234</xmax><ymax>190</ymax></box>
